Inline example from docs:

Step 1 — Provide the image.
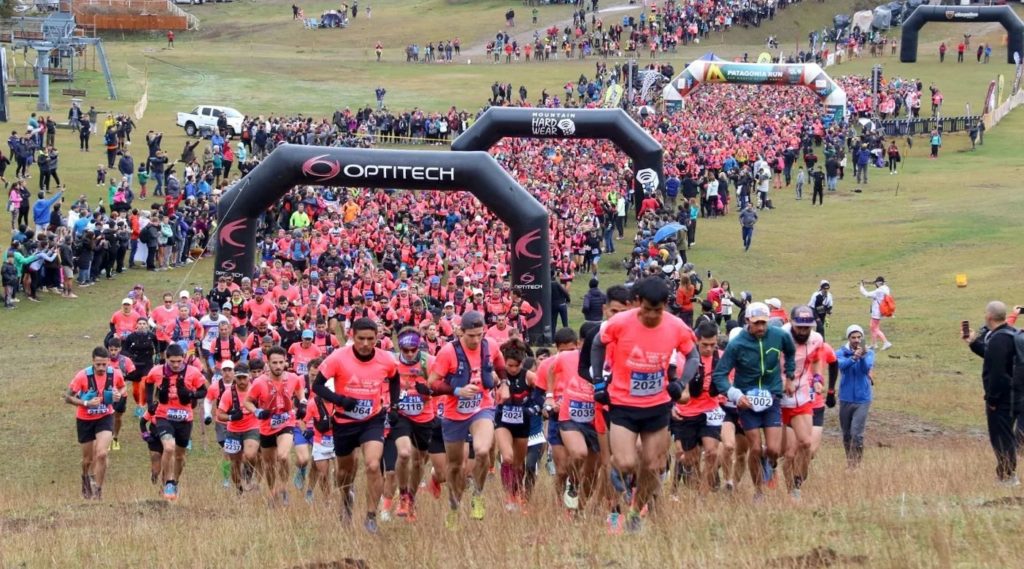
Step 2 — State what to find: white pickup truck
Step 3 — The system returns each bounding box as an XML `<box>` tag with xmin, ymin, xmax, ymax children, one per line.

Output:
<box><xmin>176</xmin><ymin>105</ymin><xmax>244</xmax><ymax>137</ymax></box>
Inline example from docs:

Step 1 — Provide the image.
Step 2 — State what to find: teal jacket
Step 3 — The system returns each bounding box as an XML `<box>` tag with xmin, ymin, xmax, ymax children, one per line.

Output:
<box><xmin>712</xmin><ymin>326</ymin><xmax>796</xmax><ymax>398</ymax></box>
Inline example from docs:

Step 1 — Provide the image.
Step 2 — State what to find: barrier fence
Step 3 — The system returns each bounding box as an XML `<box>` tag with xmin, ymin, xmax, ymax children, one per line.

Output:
<box><xmin>876</xmin><ymin>115</ymin><xmax>981</xmax><ymax>137</ymax></box>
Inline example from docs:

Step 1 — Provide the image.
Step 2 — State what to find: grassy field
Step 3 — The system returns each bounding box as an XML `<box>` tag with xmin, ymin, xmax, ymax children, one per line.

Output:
<box><xmin>2</xmin><ymin>0</ymin><xmax>1024</xmax><ymax>566</ymax></box>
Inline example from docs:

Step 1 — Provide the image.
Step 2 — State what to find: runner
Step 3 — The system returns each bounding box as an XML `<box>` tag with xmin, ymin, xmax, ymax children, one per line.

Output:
<box><xmin>291</xmin><ymin>354</ymin><xmax>320</xmax><ymax>498</ymax></box>
<box><xmin>719</xmin><ymin>326</ymin><xmax>749</xmax><ymax>493</ymax></box>
<box><xmin>302</xmin><ymin>369</ymin><xmax>336</xmax><ymax>503</ymax></box>
<box><xmin>216</xmin><ymin>362</ymin><xmax>260</xmax><ymax>495</ymax></box>
<box><xmin>65</xmin><ymin>346</ymin><xmax>127</xmax><ymax>500</ymax></box>
<box><xmin>244</xmin><ymin>346</ymin><xmax>304</xmax><ymax>504</ymax></box>
<box><xmin>537</xmin><ymin>327</ymin><xmax>577</xmax><ymax>509</ymax></box>
<box><xmin>144</xmin><ymin>343</ymin><xmax>208</xmax><ymax>501</ymax></box>
<box><xmin>780</xmin><ymin>305</ymin><xmax>823</xmax><ymax>500</ymax></box>
<box><xmin>670</xmin><ymin>322</ymin><xmax>724</xmax><ymax>494</ymax></box>
<box><xmin>208</xmin><ymin>320</ymin><xmax>246</xmax><ymax>374</ymax></box>
<box><xmin>123</xmin><ymin>317</ymin><xmax>158</xmax><ymax>417</ymax></box>
<box><xmin>205</xmin><ymin>359</ymin><xmax>235</xmax><ymax>488</ymax></box>
<box><xmin>427</xmin><ymin>310</ymin><xmax>509</xmax><ymax>528</ymax></box>
<box><xmin>312</xmin><ymin>317</ymin><xmax>400</xmax><ymax>533</ymax></box>
<box><xmin>810</xmin><ymin>341</ymin><xmax>839</xmax><ymax>460</ymax></box>
<box><xmin>494</xmin><ymin>337</ymin><xmax>534</xmax><ymax>512</ymax></box>
<box><xmin>553</xmin><ymin>328</ymin><xmax>602</xmax><ymax>513</ymax></box>
<box><xmin>712</xmin><ymin>302</ymin><xmax>796</xmax><ymax>502</ymax></box>
<box><xmin>389</xmin><ymin>328</ymin><xmax>436</xmax><ymax>521</ymax></box>
<box><xmin>105</xmin><ymin>337</ymin><xmax>136</xmax><ymax>451</ymax></box>
<box><xmin>593</xmin><ymin>277</ymin><xmax>698</xmax><ymax>532</ymax></box>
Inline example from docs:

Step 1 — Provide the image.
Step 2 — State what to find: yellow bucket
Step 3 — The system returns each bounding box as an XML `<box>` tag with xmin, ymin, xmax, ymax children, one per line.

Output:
<box><xmin>956</xmin><ymin>273</ymin><xmax>968</xmax><ymax>288</ymax></box>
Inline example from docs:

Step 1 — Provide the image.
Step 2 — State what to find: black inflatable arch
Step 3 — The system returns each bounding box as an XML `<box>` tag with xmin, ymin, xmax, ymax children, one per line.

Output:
<box><xmin>451</xmin><ymin>107</ymin><xmax>665</xmax><ymax>217</ymax></box>
<box><xmin>901</xmin><ymin>5</ymin><xmax>1024</xmax><ymax>64</ymax></box>
<box><xmin>214</xmin><ymin>145</ymin><xmax>552</xmax><ymax>343</ymax></box>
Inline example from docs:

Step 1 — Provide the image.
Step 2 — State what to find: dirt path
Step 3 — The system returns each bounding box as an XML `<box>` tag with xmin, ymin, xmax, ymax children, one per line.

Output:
<box><xmin>462</xmin><ymin>0</ymin><xmax>642</xmax><ymax>57</ymax></box>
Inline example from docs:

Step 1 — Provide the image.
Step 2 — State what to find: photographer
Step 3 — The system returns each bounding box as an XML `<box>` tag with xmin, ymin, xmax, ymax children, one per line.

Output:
<box><xmin>809</xmin><ymin>280</ymin><xmax>833</xmax><ymax>335</ymax></box>
<box><xmin>966</xmin><ymin>301</ymin><xmax>1024</xmax><ymax>486</ymax></box>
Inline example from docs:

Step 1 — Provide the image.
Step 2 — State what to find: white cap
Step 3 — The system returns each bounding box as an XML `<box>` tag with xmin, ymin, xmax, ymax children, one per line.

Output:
<box><xmin>472</xmin><ymin>288</ymin><xmax>484</xmax><ymax>296</ymax></box>
<box><xmin>846</xmin><ymin>324</ymin><xmax>865</xmax><ymax>338</ymax></box>
<box><xmin>764</xmin><ymin>297</ymin><xmax>782</xmax><ymax>309</ymax></box>
<box><xmin>121</xmin><ymin>298</ymin><xmax>133</xmax><ymax>305</ymax></box>
<box><xmin>728</xmin><ymin>327</ymin><xmax>743</xmax><ymax>342</ymax></box>
<box><xmin>220</xmin><ymin>360</ymin><xmax>235</xmax><ymax>370</ymax></box>
<box><xmin>179</xmin><ymin>290</ymin><xmax>190</xmax><ymax>299</ymax></box>
<box><xmin>820</xmin><ymin>280</ymin><xmax>830</xmax><ymax>287</ymax></box>
<box><xmin>746</xmin><ymin>302</ymin><xmax>771</xmax><ymax>323</ymax></box>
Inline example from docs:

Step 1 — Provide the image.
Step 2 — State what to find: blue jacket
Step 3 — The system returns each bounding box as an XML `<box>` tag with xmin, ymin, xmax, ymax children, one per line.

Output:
<box><xmin>836</xmin><ymin>344</ymin><xmax>875</xmax><ymax>403</ymax></box>
<box><xmin>32</xmin><ymin>191</ymin><xmax>63</xmax><ymax>226</ymax></box>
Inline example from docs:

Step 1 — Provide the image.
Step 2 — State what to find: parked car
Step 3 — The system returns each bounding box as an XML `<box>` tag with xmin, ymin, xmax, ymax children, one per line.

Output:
<box><xmin>175</xmin><ymin>105</ymin><xmax>243</xmax><ymax>137</ymax></box>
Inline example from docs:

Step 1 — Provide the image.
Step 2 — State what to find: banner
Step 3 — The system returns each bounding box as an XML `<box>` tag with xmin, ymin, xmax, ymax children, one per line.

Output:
<box><xmin>1013</xmin><ymin>52</ymin><xmax>1022</xmax><ymax>95</ymax></box>
<box><xmin>998</xmin><ymin>74</ymin><xmax>1005</xmax><ymax>105</ymax></box>
<box><xmin>603</xmin><ymin>83</ymin><xmax>623</xmax><ymax>108</ymax></box>
<box><xmin>983</xmin><ymin>79</ymin><xmax>998</xmax><ymax>115</ymax></box>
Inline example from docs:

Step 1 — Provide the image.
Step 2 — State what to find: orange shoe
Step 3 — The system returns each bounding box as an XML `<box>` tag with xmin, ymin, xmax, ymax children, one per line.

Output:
<box><xmin>428</xmin><ymin>476</ymin><xmax>442</xmax><ymax>499</ymax></box>
<box><xmin>396</xmin><ymin>494</ymin><xmax>411</xmax><ymax>518</ymax></box>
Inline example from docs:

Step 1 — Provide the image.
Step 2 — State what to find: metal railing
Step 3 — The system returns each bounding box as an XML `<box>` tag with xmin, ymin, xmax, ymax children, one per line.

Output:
<box><xmin>876</xmin><ymin>115</ymin><xmax>981</xmax><ymax>136</ymax></box>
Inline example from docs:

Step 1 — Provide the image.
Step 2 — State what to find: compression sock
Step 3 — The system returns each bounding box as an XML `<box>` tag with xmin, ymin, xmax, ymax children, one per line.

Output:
<box><xmin>220</xmin><ymin>460</ymin><xmax>231</xmax><ymax>482</ymax></box>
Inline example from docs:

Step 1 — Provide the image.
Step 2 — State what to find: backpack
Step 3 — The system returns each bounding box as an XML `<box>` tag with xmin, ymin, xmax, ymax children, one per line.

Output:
<box><xmin>993</xmin><ymin>327</ymin><xmax>1024</xmax><ymax>369</ymax></box>
<box><xmin>879</xmin><ymin>294</ymin><xmax>896</xmax><ymax>318</ymax></box>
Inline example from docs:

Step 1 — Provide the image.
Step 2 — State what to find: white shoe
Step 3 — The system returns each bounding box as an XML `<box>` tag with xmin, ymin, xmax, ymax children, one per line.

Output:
<box><xmin>1001</xmin><ymin>475</ymin><xmax>1021</xmax><ymax>487</ymax></box>
<box><xmin>881</xmin><ymin>342</ymin><xmax>893</xmax><ymax>351</ymax></box>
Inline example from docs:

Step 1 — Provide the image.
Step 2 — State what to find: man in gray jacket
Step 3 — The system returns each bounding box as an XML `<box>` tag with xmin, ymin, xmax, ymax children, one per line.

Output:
<box><xmin>739</xmin><ymin>204</ymin><xmax>758</xmax><ymax>252</ymax></box>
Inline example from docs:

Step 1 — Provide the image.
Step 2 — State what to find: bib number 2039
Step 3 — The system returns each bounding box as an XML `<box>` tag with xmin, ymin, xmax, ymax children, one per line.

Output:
<box><xmin>630</xmin><ymin>371</ymin><xmax>663</xmax><ymax>397</ymax></box>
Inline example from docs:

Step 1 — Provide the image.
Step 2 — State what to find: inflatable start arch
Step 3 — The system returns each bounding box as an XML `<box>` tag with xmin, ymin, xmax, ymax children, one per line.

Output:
<box><xmin>667</xmin><ymin>58</ymin><xmax>848</xmax><ymax>124</ymax></box>
<box><xmin>214</xmin><ymin>146</ymin><xmax>552</xmax><ymax>343</ymax></box>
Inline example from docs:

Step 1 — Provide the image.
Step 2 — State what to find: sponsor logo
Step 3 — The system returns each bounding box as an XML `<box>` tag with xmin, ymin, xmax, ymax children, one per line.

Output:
<box><xmin>947</xmin><ymin>10</ymin><xmax>978</xmax><ymax>20</ymax></box>
<box><xmin>514</xmin><ymin>228</ymin><xmax>543</xmax><ymax>260</ymax></box>
<box><xmin>531</xmin><ymin>111</ymin><xmax>578</xmax><ymax>136</ymax></box>
<box><xmin>218</xmin><ymin>218</ymin><xmax>247</xmax><ymax>248</ymax></box>
<box><xmin>300</xmin><ymin>154</ymin><xmax>455</xmax><ymax>182</ymax></box>
<box><xmin>636</xmin><ymin>168</ymin><xmax>660</xmax><ymax>192</ymax></box>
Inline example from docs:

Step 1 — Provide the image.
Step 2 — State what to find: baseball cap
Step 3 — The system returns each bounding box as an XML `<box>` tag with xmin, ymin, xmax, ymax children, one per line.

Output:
<box><xmin>121</xmin><ymin>298</ymin><xmax>133</xmax><ymax>305</ymax></box>
<box><xmin>254</xmin><ymin>287</ymin><xmax>267</xmax><ymax>295</ymax></box>
<box><xmin>444</xmin><ymin>301</ymin><xmax>455</xmax><ymax>309</ymax></box>
<box><xmin>874</xmin><ymin>276</ymin><xmax>885</xmax><ymax>284</ymax></box>
<box><xmin>210</xmin><ymin>303</ymin><xmax>221</xmax><ymax>311</ymax></box>
<box><xmin>764</xmin><ymin>298</ymin><xmax>782</xmax><ymax>309</ymax></box>
<box><xmin>790</xmin><ymin>305</ymin><xmax>816</xmax><ymax>328</ymax></box>
<box><xmin>746</xmin><ymin>302</ymin><xmax>771</xmax><ymax>323</ymax></box>
<box><xmin>461</xmin><ymin>310</ymin><xmax>486</xmax><ymax>330</ymax></box>
<box><xmin>310</xmin><ymin>271</ymin><xmax>320</xmax><ymax>280</ymax></box>
<box><xmin>472</xmin><ymin>288</ymin><xmax>484</xmax><ymax>296</ymax></box>
<box><xmin>179</xmin><ymin>290</ymin><xmax>190</xmax><ymax>299</ymax></box>
<box><xmin>233</xmin><ymin>362</ymin><xmax>250</xmax><ymax>377</ymax></box>
<box><xmin>220</xmin><ymin>360</ymin><xmax>235</xmax><ymax>371</ymax></box>
<box><xmin>846</xmin><ymin>324</ymin><xmax>865</xmax><ymax>338</ymax></box>
<box><xmin>820</xmin><ymin>280</ymin><xmax>830</xmax><ymax>288</ymax></box>
<box><xmin>301</xmin><ymin>329</ymin><xmax>315</xmax><ymax>340</ymax></box>
<box><xmin>262</xmin><ymin>334</ymin><xmax>274</xmax><ymax>343</ymax></box>
<box><xmin>662</xmin><ymin>264</ymin><xmax>674</xmax><ymax>275</ymax></box>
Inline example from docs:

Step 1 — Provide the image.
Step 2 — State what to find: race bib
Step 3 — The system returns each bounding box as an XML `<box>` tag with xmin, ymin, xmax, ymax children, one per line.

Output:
<box><xmin>705</xmin><ymin>406</ymin><xmax>725</xmax><ymax>427</ymax></box>
<box><xmin>345</xmin><ymin>399</ymin><xmax>374</xmax><ymax>420</ymax></box>
<box><xmin>86</xmin><ymin>404</ymin><xmax>110</xmax><ymax>416</ymax></box>
<box><xmin>569</xmin><ymin>400</ymin><xmax>596</xmax><ymax>423</ymax></box>
<box><xmin>629</xmin><ymin>371</ymin><xmax>663</xmax><ymax>397</ymax></box>
<box><xmin>745</xmin><ymin>389</ymin><xmax>774</xmax><ymax>413</ymax></box>
<box><xmin>223</xmin><ymin>437</ymin><xmax>242</xmax><ymax>455</ymax></box>
<box><xmin>437</xmin><ymin>402</ymin><xmax>445</xmax><ymax>418</ymax></box>
<box><xmin>398</xmin><ymin>395</ymin><xmax>424</xmax><ymax>416</ymax></box>
<box><xmin>295</xmin><ymin>362</ymin><xmax>309</xmax><ymax>376</ymax></box>
<box><xmin>270</xmin><ymin>412</ymin><xmax>290</xmax><ymax>429</ymax></box>
<box><xmin>455</xmin><ymin>393</ymin><xmax>482</xmax><ymax>414</ymax></box>
<box><xmin>319</xmin><ymin>435</ymin><xmax>334</xmax><ymax>450</ymax></box>
<box><xmin>501</xmin><ymin>405</ymin><xmax>524</xmax><ymax>425</ymax></box>
<box><xmin>166</xmin><ymin>408</ymin><xmax>189</xmax><ymax>422</ymax></box>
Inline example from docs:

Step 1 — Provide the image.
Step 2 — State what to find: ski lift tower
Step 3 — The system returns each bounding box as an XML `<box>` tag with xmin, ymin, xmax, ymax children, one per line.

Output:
<box><xmin>11</xmin><ymin>1</ymin><xmax>116</xmax><ymax>111</ymax></box>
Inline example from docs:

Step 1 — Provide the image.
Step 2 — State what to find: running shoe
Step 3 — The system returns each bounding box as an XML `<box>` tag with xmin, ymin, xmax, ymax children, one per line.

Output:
<box><xmin>562</xmin><ymin>482</ymin><xmax>579</xmax><ymax>511</ymax></box>
<box><xmin>305</xmin><ymin>489</ymin><xmax>314</xmax><ymax>504</ymax></box>
<box><xmin>428</xmin><ymin>476</ymin><xmax>442</xmax><ymax>499</ymax></box>
<box><xmin>341</xmin><ymin>493</ymin><xmax>354</xmax><ymax>524</ymax></box>
<box><xmin>625</xmin><ymin>511</ymin><xmax>643</xmax><ymax>533</ymax></box>
<box><xmin>364</xmin><ymin>516</ymin><xmax>379</xmax><ymax>535</ymax></box>
<box><xmin>396</xmin><ymin>494</ymin><xmax>411</xmax><ymax>518</ymax></box>
<box><xmin>163</xmin><ymin>482</ymin><xmax>177</xmax><ymax>501</ymax></box>
<box><xmin>111</xmin><ymin>439</ymin><xmax>121</xmax><ymax>451</ymax></box>
<box><xmin>92</xmin><ymin>487</ymin><xmax>102</xmax><ymax>501</ymax></box>
<box><xmin>445</xmin><ymin>510</ymin><xmax>459</xmax><ymax>530</ymax></box>
<box><xmin>881</xmin><ymin>342</ymin><xmax>893</xmax><ymax>351</ymax></box>
<box><xmin>380</xmin><ymin>497</ymin><xmax>393</xmax><ymax>522</ymax></box>
<box><xmin>470</xmin><ymin>495</ymin><xmax>486</xmax><ymax>520</ymax></box>
<box><xmin>606</xmin><ymin>512</ymin><xmax>623</xmax><ymax>535</ymax></box>
<box><xmin>790</xmin><ymin>488</ymin><xmax>801</xmax><ymax>501</ymax></box>
<box><xmin>222</xmin><ymin>478</ymin><xmax>231</xmax><ymax>489</ymax></box>
<box><xmin>1001</xmin><ymin>475</ymin><xmax>1021</xmax><ymax>488</ymax></box>
<box><xmin>81</xmin><ymin>475</ymin><xmax>93</xmax><ymax>499</ymax></box>
<box><xmin>293</xmin><ymin>466</ymin><xmax>307</xmax><ymax>490</ymax></box>
<box><xmin>186</xmin><ymin>440</ymin><xmax>192</xmax><ymax>451</ymax></box>
<box><xmin>724</xmin><ymin>481</ymin><xmax>735</xmax><ymax>493</ymax></box>
<box><xmin>504</xmin><ymin>495</ymin><xmax>519</xmax><ymax>512</ymax></box>
<box><xmin>134</xmin><ymin>406</ymin><xmax>144</xmax><ymax>418</ymax></box>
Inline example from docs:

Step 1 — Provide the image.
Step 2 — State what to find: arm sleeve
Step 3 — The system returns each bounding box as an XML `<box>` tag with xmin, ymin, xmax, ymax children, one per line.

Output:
<box><xmin>577</xmin><ymin>324</ymin><xmax>599</xmax><ymax>382</ymax></box>
<box><xmin>782</xmin><ymin>333</ymin><xmax>797</xmax><ymax>377</ymax></box>
<box><xmin>145</xmin><ymin>381</ymin><xmax>155</xmax><ymax>405</ymax></box>
<box><xmin>679</xmin><ymin>345</ymin><xmax>700</xmax><ymax>382</ymax></box>
<box><xmin>827</xmin><ymin>361</ymin><xmax>839</xmax><ymax>392</ymax></box>
<box><xmin>589</xmin><ymin>337</ymin><xmax>607</xmax><ymax>386</ymax></box>
<box><xmin>388</xmin><ymin>371</ymin><xmax>401</xmax><ymax>408</ymax></box>
<box><xmin>312</xmin><ymin>371</ymin><xmax>344</xmax><ymax>405</ymax></box>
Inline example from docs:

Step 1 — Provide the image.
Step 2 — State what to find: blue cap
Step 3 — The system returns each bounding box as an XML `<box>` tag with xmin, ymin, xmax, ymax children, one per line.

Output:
<box><xmin>301</xmin><ymin>329</ymin><xmax>315</xmax><ymax>340</ymax></box>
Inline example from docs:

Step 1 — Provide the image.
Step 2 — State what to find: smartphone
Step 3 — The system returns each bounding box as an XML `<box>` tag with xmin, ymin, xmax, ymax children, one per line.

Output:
<box><xmin>961</xmin><ymin>320</ymin><xmax>970</xmax><ymax>339</ymax></box>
